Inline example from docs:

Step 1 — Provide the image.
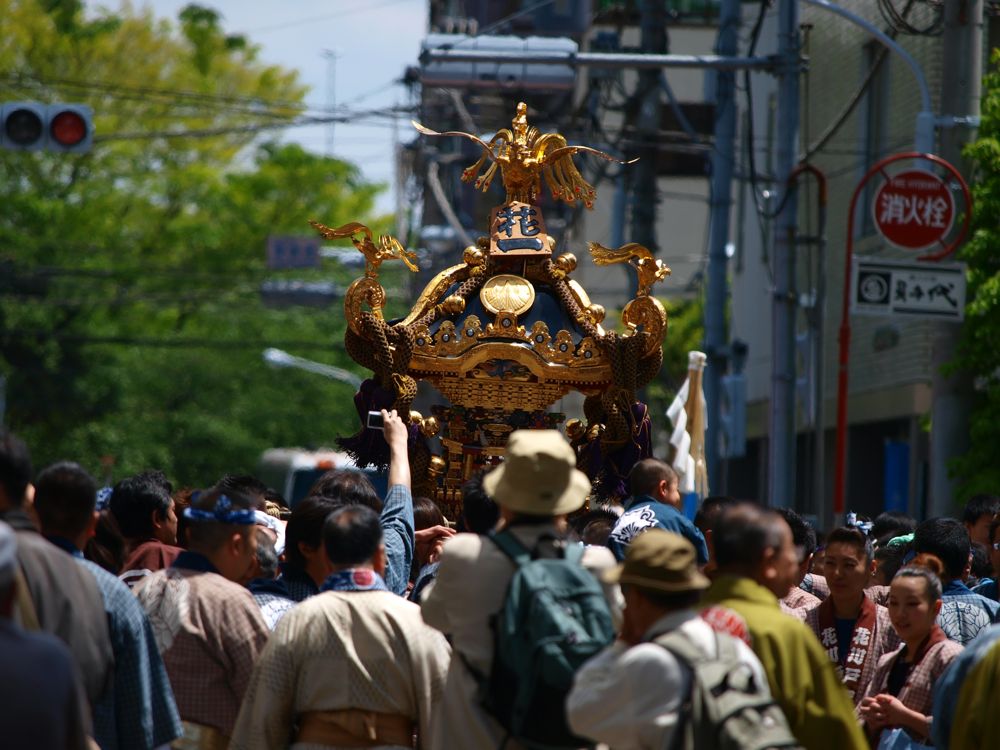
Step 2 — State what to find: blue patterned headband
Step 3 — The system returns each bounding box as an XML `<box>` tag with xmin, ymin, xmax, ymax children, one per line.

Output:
<box><xmin>96</xmin><ymin>486</ymin><xmax>113</xmax><ymax>511</ymax></box>
<box><xmin>183</xmin><ymin>494</ymin><xmax>256</xmax><ymax>525</ymax></box>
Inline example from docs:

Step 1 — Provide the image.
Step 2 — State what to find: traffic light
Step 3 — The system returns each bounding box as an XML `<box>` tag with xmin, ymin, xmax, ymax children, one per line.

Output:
<box><xmin>47</xmin><ymin>104</ymin><xmax>93</xmax><ymax>153</ymax></box>
<box><xmin>1</xmin><ymin>102</ymin><xmax>46</xmax><ymax>151</ymax></box>
<box><xmin>1</xmin><ymin>102</ymin><xmax>93</xmax><ymax>153</ymax></box>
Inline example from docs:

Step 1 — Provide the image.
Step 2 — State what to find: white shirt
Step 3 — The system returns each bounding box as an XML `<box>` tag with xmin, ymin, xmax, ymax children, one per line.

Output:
<box><xmin>566</xmin><ymin>609</ymin><xmax>770</xmax><ymax>750</ymax></box>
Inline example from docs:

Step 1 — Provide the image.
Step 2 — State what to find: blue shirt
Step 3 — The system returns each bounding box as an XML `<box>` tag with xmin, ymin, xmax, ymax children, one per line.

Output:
<box><xmin>0</xmin><ymin>619</ymin><xmax>91</xmax><ymax>750</ymax></box>
<box><xmin>932</xmin><ymin>623</ymin><xmax>1000</xmax><ymax>746</ymax></box>
<box><xmin>408</xmin><ymin>562</ymin><xmax>440</xmax><ymax>603</ymax></box>
<box><xmin>378</xmin><ymin>484</ymin><xmax>415</xmax><ymax>596</ymax></box>
<box><xmin>938</xmin><ymin>579</ymin><xmax>1000</xmax><ymax>645</ymax></box>
<box><xmin>278</xmin><ymin>566</ymin><xmax>319</xmax><ymax>603</ymax></box>
<box><xmin>607</xmin><ymin>496</ymin><xmax>709</xmax><ymax>564</ymax></box>
<box><xmin>47</xmin><ymin>537</ymin><xmax>182</xmax><ymax>749</ymax></box>
<box><xmin>277</xmin><ymin>484</ymin><xmax>414</xmax><ymax>600</ymax></box>
<box><xmin>972</xmin><ymin>577</ymin><xmax>998</xmax><ymax>602</ymax></box>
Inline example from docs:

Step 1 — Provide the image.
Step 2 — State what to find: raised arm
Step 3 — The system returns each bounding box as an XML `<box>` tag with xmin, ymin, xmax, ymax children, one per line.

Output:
<box><xmin>384</xmin><ymin>409</ymin><xmax>411</xmax><ymax>490</ymax></box>
<box><xmin>379</xmin><ymin>409</ymin><xmax>414</xmax><ymax>595</ymax></box>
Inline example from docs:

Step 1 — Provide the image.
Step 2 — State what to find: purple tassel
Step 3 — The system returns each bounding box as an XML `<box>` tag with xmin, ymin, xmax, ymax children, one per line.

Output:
<box><xmin>336</xmin><ymin>378</ymin><xmax>397</xmax><ymax>469</ymax></box>
<box><xmin>587</xmin><ymin>402</ymin><xmax>653</xmax><ymax>503</ymax></box>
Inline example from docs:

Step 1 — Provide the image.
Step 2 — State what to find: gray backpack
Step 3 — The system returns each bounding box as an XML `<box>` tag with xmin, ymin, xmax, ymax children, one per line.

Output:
<box><xmin>654</xmin><ymin>628</ymin><xmax>802</xmax><ymax>750</ymax></box>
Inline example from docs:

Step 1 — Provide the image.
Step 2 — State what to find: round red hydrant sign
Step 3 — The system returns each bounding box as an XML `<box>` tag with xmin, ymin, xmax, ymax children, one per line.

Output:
<box><xmin>873</xmin><ymin>169</ymin><xmax>955</xmax><ymax>251</ymax></box>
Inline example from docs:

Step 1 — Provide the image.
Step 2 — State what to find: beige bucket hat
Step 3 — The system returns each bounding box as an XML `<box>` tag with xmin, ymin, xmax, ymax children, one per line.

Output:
<box><xmin>483</xmin><ymin>429</ymin><xmax>591</xmax><ymax>516</ymax></box>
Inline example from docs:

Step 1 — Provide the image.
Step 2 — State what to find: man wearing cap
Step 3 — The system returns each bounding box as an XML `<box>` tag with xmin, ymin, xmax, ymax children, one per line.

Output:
<box><xmin>566</xmin><ymin>529</ymin><xmax>769</xmax><ymax>749</ymax></box>
<box><xmin>134</xmin><ymin>486</ymin><xmax>270</xmax><ymax>750</ymax></box>
<box><xmin>0</xmin><ymin>520</ymin><xmax>94</xmax><ymax>750</ymax></box>
<box><xmin>420</xmin><ymin>429</ymin><xmax>618</xmax><ymax>750</ymax></box>
<box><xmin>231</xmin><ymin>504</ymin><xmax>451</xmax><ymax>750</ymax></box>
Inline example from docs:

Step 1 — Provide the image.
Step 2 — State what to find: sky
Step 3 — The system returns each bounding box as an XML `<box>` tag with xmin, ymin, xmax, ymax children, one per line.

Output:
<box><xmin>115</xmin><ymin>0</ymin><xmax>430</xmax><ymax>214</ymax></box>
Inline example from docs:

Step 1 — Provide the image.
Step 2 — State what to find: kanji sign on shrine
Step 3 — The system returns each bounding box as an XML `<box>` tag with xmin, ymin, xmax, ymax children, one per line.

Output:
<box><xmin>872</xmin><ymin>170</ymin><xmax>955</xmax><ymax>252</ymax></box>
<box><xmin>489</xmin><ymin>200</ymin><xmax>550</xmax><ymax>256</ymax></box>
<box><xmin>851</xmin><ymin>256</ymin><xmax>965</xmax><ymax>322</ymax></box>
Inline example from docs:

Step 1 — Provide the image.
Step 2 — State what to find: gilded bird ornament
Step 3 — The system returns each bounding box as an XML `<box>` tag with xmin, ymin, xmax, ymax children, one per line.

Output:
<box><xmin>413</xmin><ymin>102</ymin><xmax>637</xmax><ymax>209</ymax></box>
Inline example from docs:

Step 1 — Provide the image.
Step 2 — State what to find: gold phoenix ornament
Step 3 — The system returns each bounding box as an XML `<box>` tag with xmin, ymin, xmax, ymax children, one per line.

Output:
<box><xmin>413</xmin><ymin>101</ymin><xmax>637</xmax><ymax>208</ymax></box>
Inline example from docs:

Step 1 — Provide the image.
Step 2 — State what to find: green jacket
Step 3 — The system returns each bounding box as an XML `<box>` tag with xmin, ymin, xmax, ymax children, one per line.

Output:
<box><xmin>701</xmin><ymin>575</ymin><xmax>867</xmax><ymax>750</ymax></box>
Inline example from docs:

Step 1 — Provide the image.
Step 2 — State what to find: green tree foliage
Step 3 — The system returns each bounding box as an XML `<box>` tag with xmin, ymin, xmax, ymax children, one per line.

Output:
<box><xmin>948</xmin><ymin>50</ymin><xmax>1000</xmax><ymax>500</ymax></box>
<box><xmin>0</xmin><ymin>1</ymin><xmax>391</xmax><ymax>487</ymax></box>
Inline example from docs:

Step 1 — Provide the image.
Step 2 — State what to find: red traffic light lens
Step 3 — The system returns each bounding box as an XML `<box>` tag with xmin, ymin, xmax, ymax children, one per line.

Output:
<box><xmin>50</xmin><ymin>110</ymin><xmax>88</xmax><ymax>146</ymax></box>
<box><xmin>4</xmin><ymin>108</ymin><xmax>44</xmax><ymax>145</ymax></box>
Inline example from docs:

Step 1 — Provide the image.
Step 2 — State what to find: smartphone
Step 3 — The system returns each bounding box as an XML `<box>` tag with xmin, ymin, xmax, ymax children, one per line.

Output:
<box><xmin>366</xmin><ymin>410</ymin><xmax>385</xmax><ymax>430</ymax></box>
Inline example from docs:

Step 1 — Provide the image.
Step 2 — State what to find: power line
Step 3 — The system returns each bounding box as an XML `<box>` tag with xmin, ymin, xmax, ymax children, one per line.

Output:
<box><xmin>242</xmin><ymin>0</ymin><xmax>414</xmax><ymax>35</ymax></box>
<box><xmin>0</xmin><ymin>73</ymin><xmax>309</xmax><ymax>116</ymax></box>
<box><xmin>91</xmin><ymin>106</ymin><xmax>415</xmax><ymax>143</ymax></box>
<box><xmin>2</xmin><ymin>331</ymin><xmax>349</xmax><ymax>352</ymax></box>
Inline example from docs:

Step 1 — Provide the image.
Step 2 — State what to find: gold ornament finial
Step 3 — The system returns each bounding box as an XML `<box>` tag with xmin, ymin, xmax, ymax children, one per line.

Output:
<box><xmin>413</xmin><ymin>102</ymin><xmax>637</xmax><ymax>209</ymax></box>
<box><xmin>309</xmin><ymin>220</ymin><xmax>418</xmax><ymax>277</ymax></box>
<box><xmin>588</xmin><ymin>241</ymin><xmax>671</xmax><ymax>297</ymax></box>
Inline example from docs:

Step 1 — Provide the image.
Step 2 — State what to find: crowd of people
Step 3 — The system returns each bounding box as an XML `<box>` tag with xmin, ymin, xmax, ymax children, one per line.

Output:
<box><xmin>1</xmin><ymin>410</ymin><xmax>999</xmax><ymax>750</ymax></box>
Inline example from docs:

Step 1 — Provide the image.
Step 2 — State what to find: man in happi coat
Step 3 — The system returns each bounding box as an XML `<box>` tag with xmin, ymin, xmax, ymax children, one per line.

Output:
<box><xmin>0</xmin><ymin>432</ymin><xmax>114</xmax><ymax>711</ymax></box>
<box><xmin>110</xmin><ymin>470</ymin><xmax>183</xmax><ymax>587</ymax></box>
<box><xmin>700</xmin><ymin>503</ymin><xmax>868</xmax><ymax>750</ymax></box>
<box><xmin>914</xmin><ymin>518</ymin><xmax>999</xmax><ymax>644</ymax></box>
<box><xmin>231</xmin><ymin>503</ymin><xmax>450</xmax><ymax>749</ymax></box>
<box><xmin>775</xmin><ymin>508</ymin><xmax>821</xmax><ymax>614</ymax></box>
<box><xmin>801</xmin><ymin>527</ymin><xmax>899</xmax><ymax>705</ymax></box>
<box><xmin>278</xmin><ymin>410</ymin><xmax>416</xmax><ymax>602</ymax></box>
<box><xmin>607</xmin><ymin>459</ymin><xmax>708</xmax><ymax>564</ymax></box>
<box><xmin>34</xmin><ymin>461</ymin><xmax>183</xmax><ymax>749</ymax></box>
<box><xmin>135</xmin><ymin>486</ymin><xmax>270</xmax><ymax>750</ymax></box>
<box><xmin>931</xmin><ymin>623</ymin><xmax>1000</xmax><ymax>748</ymax></box>
<box><xmin>0</xmin><ymin>520</ymin><xmax>94</xmax><ymax>750</ymax></box>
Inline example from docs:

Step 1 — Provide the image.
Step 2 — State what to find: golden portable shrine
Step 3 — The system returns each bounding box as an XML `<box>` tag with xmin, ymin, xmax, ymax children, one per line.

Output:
<box><xmin>312</xmin><ymin>103</ymin><xmax>670</xmax><ymax>519</ymax></box>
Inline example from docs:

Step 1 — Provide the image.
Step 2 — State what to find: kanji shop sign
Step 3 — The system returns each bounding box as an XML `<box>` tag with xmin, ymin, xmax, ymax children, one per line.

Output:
<box><xmin>851</xmin><ymin>256</ymin><xmax>965</xmax><ymax>322</ymax></box>
<box><xmin>873</xmin><ymin>170</ymin><xmax>955</xmax><ymax>252</ymax></box>
<box><xmin>489</xmin><ymin>201</ymin><xmax>550</xmax><ymax>257</ymax></box>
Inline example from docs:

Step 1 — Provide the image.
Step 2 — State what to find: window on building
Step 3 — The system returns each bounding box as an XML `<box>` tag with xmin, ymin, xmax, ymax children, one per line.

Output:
<box><xmin>857</xmin><ymin>41</ymin><xmax>891</xmax><ymax>237</ymax></box>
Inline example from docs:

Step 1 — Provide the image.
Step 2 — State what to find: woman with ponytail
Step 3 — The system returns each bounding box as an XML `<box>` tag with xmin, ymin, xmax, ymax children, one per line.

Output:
<box><xmin>859</xmin><ymin>554</ymin><xmax>964</xmax><ymax>746</ymax></box>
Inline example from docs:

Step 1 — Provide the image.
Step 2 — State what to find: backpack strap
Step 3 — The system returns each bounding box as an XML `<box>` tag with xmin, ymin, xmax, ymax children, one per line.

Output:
<box><xmin>489</xmin><ymin>529</ymin><xmax>584</xmax><ymax>566</ymax></box>
<box><xmin>652</xmin><ymin>626</ymin><xmax>704</xmax><ymax>666</ymax></box>
<box><xmin>489</xmin><ymin>530</ymin><xmax>532</xmax><ymax>566</ymax></box>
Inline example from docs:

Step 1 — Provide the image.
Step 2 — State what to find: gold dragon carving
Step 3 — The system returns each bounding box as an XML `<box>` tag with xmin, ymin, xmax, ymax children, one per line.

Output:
<box><xmin>588</xmin><ymin>241</ymin><xmax>670</xmax><ymax>355</ymax></box>
<box><xmin>309</xmin><ymin>220</ymin><xmax>419</xmax><ymax>336</ymax></box>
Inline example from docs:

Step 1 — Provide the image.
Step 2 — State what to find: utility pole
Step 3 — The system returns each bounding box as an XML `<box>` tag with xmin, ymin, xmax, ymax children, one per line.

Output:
<box><xmin>769</xmin><ymin>0</ymin><xmax>800</xmax><ymax>508</ymax></box>
<box><xmin>704</xmin><ymin>0</ymin><xmax>741</xmax><ymax>491</ymax></box>
<box><xmin>629</xmin><ymin>1</ymin><xmax>667</xmax><ymax>259</ymax></box>
<box><xmin>928</xmin><ymin>0</ymin><xmax>982</xmax><ymax>517</ymax></box>
<box><xmin>322</xmin><ymin>49</ymin><xmax>339</xmax><ymax>156</ymax></box>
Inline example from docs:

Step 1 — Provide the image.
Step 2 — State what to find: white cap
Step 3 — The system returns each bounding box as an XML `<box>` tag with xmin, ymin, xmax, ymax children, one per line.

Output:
<box><xmin>0</xmin><ymin>521</ymin><xmax>18</xmax><ymax>589</ymax></box>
